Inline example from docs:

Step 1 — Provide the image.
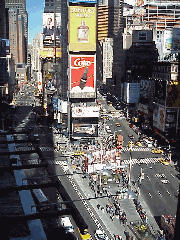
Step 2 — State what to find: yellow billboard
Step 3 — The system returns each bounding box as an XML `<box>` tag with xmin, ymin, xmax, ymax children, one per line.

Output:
<box><xmin>69</xmin><ymin>6</ymin><xmax>96</xmax><ymax>51</ymax></box>
<box><xmin>40</xmin><ymin>48</ymin><xmax>61</xmax><ymax>58</ymax></box>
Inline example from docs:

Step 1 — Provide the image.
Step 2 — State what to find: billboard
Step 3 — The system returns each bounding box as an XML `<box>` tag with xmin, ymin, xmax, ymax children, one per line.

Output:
<box><xmin>70</xmin><ymin>55</ymin><xmax>96</xmax><ymax>99</ymax></box>
<box><xmin>52</xmin><ymin>96</ymin><xmax>58</xmax><ymax>110</ymax></box>
<box><xmin>167</xmin><ymin>82</ymin><xmax>180</xmax><ymax>107</ymax></box>
<box><xmin>163</xmin><ymin>28</ymin><xmax>180</xmax><ymax>53</ymax></box>
<box><xmin>43</xmin><ymin>13</ymin><xmax>61</xmax><ymax>48</ymax></box>
<box><xmin>40</xmin><ymin>48</ymin><xmax>61</xmax><ymax>58</ymax></box>
<box><xmin>154</xmin><ymin>80</ymin><xmax>166</xmax><ymax>105</ymax></box>
<box><xmin>72</xmin><ymin>123</ymin><xmax>98</xmax><ymax>137</ymax></box>
<box><xmin>158</xmin><ymin>106</ymin><xmax>166</xmax><ymax>132</ymax></box>
<box><xmin>69</xmin><ymin>6</ymin><xmax>96</xmax><ymax>51</ymax></box>
<box><xmin>72</xmin><ymin>106</ymin><xmax>99</xmax><ymax>118</ymax></box>
<box><xmin>37</xmin><ymin>71</ymin><xmax>42</xmax><ymax>93</ymax></box>
<box><xmin>69</xmin><ymin>0</ymin><xmax>97</xmax><ymax>2</ymax></box>
<box><xmin>124</xmin><ymin>83</ymin><xmax>140</xmax><ymax>103</ymax></box>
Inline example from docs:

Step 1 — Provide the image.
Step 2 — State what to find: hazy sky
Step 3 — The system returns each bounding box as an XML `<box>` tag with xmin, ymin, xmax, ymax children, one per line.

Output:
<box><xmin>27</xmin><ymin>0</ymin><xmax>44</xmax><ymax>44</ymax></box>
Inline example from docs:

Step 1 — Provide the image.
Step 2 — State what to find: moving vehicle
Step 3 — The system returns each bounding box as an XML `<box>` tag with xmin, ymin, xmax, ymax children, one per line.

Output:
<box><xmin>116</xmin><ymin>123</ymin><xmax>121</xmax><ymax>127</ymax></box>
<box><xmin>128</xmin><ymin>141</ymin><xmax>134</xmax><ymax>147</ymax></box>
<box><xmin>159</xmin><ymin>158</ymin><xmax>170</xmax><ymax>165</ymax></box>
<box><xmin>128</xmin><ymin>134</ymin><xmax>134</xmax><ymax>139</ymax></box>
<box><xmin>32</xmin><ymin>188</ymin><xmax>50</xmax><ymax>212</ymax></box>
<box><xmin>60</xmin><ymin>216</ymin><xmax>74</xmax><ymax>233</ymax></box>
<box><xmin>94</xmin><ymin>229</ymin><xmax>108</xmax><ymax>240</ymax></box>
<box><xmin>152</xmin><ymin>147</ymin><xmax>164</xmax><ymax>154</ymax></box>
<box><xmin>78</xmin><ymin>228</ymin><xmax>91</xmax><ymax>240</ymax></box>
<box><xmin>136</xmin><ymin>141</ymin><xmax>142</xmax><ymax>147</ymax></box>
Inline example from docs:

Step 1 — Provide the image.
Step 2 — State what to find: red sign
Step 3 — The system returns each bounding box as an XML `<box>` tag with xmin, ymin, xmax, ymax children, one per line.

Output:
<box><xmin>70</xmin><ymin>55</ymin><xmax>96</xmax><ymax>98</ymax></box>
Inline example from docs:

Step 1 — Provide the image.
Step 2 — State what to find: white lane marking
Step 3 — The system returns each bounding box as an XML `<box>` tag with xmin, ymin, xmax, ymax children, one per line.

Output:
<box><xmin>171</xmin><ymin>173</ymin><xmax>175</xmax><ymax>178</ymax></box>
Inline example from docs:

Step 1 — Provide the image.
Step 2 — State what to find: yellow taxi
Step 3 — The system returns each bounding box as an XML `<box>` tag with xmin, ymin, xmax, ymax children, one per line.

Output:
<box><xmin>73</xmin><ymin>151</ymin><xmax>85</xmax><ymax>156</ymax></box>
<box><xmin>128</xmin><ymin>141</ymin><xmax>134</xmax><ymax>147</ymax></box>
<box><xmin>77</xmin><ymin>228</ymin><xmax>91</xmax><ymax>240</ymax></box>
<box><xmin>136</xmin><ymin>141</ymin><xmax>142</xmax><ymax>147</ymax></box>
<box><xmin>159</xmin><ymin>158</ymin><xmax>169</xmax><ymax>165</ymax></box>
<box><xmin>116</xmin><ymin>122</ymin><xmax>121</xmax><ymax>127</ymax></box>
<box><xmin>152</xmin><ymin>148</ymin><xmax>164</xmax><ymax>154</ymax></box>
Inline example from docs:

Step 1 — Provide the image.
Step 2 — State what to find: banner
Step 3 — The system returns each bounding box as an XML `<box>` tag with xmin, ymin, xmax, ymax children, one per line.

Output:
<box><xmin>72</xmin><ymin>123</ymin><xmax>98</xmax><ymax>137</ymax></box>
<box><xmin>43</xmin><ymin>13</ymin><xmax>61</xmax><ymax>48</ymax></box>
<box><xmin>40</xmin><ymin>48</ymin><xmax>61</xmax><ymax>58</ymax></box>
<box><xmin>69</xmin><ymin>6</ymin><xmax>96</xmax><ymax>51</ymax></box>
<box><xmin>37</xmin><ymin>72</ymin><xmax>42</xmax><ymax>93</ymax></box>
<box><xmin>70</xmin><ymin>55</ymin><xmax>96</xmax><ymax>98</ymax></box>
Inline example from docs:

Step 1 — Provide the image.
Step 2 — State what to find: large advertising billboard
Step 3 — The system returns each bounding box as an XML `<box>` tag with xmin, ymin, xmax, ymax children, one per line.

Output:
<box><xmin>70</xmin><ymin>55</ymin><xmax>96</xmax><ymax>99</ymax></box>
<box><xmin>72</xmin><ymin>106</ymin><xmax>99</xmax><ymax>118</ymax></box>
<box><xmin>167</xmin><ymin>82</ymin><xmax>180</xmax><ymax>107</ymax></box>
<box><xmin>69</xmin><ymin>6</ymin><xmax>96</xmax><ymax>51</ymax></box>
<box><xmin>154</xmin><ymin>80</ymin><xmax>166</xmax><ymax>105</ymax></box>
<box><xmin>43</xmin><ymin>13</ymin><xmax>61</xmax><ymax>48</ymax></box>
<box><xmin>163</xmin><ymin>28</ymin><xmax>180</xmax><ymax>53</ymax></box>
<box><xmin>72</xmin><ymin>123</ymin><xmax>98</xmax><ymax>137</ymax></box>
<box><xmin>124</xmin><ymin>83</ymin><xmax>140</xmax><ymax>103</ymax></box>
<box><xmin>153</xmin><ymin>104</ymin><xmax>166</xmax><ymax>132</ymax></box>
<box><xmin>40</xmin><ymin>48</ymin><xmax>61</xmax><ymax>58</ymax></box>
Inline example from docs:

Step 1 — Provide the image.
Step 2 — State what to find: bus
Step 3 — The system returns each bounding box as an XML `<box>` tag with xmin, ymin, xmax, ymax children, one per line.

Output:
<box><xmin>32</xmin><ymin>188</ymin><xmax>50</xmax><ymax>212</ymax></box>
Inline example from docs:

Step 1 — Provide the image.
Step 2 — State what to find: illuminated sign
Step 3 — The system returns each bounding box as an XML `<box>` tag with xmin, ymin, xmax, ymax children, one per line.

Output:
<box><xmin>43</xmin><ymin>13</ymin><xmax>61</xmax><ymax>48</ymax></box>
<box><xmin>40</xmin><ymin>48</ymin><xmax>61</xmax><ymax>58</ymax></box>
<box><xmin>70</xmin><ymin>55</ymin><xmax>96</xmax><ymax>99</ymax></box>
<box><xmin>69</xmin><ymin>6</ymin><xmax>96</xmax><ymax>51</ymax></box>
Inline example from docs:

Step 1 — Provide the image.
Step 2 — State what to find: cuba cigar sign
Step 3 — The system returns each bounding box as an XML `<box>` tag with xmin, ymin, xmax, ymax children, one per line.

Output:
<box><xmin>70</xmin><ymin>55</ymin><xmax>96</xmax><ymax>99</ymax></box>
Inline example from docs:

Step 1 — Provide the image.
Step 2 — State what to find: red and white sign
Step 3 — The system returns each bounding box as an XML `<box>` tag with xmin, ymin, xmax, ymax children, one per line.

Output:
<box><xmin>72</xmin><ymin>106</ymin><xmax>99</xmax><ymax>118</ymax></box>
<box><xmin>70</xmin><ymin>55</ymin><xmax>96</xmax><ymax>98</ymax></box>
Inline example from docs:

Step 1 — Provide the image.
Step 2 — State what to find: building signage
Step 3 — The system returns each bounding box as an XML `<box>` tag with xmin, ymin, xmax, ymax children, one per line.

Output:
<box><xmin>43</xmin><ymin>13</ymin><xmax>61</xmax><ymax>48</ymax></box>
<box><xmin>69</xmin><ymin>6</ymin><xmax>96</xmax><ymax>51</ymax></box>
<box><xmin>37</xmin><ymin>72</ymin><xmax>42</xmax><ymax>93</ymax></box>
<box><xmin>72</xmin><ymin>106</ymin><xmax>99</xmax><ymax>117</ymax></box>
<box><xmin>40</xmin><ymin>48</ymin><xmax>61</xmax><ymax>58</ymax></box>
<box><xmin>70</xmin><ymin>55</ymin><xmax>96</xmax><ymax>99</ymax></box>
<box><xmin>72</xmin><ymin>123</ymin><xmax>98</xmax><ymax>137</ymax></box>
<box><xmin>52</xmin><ymin>96</ymin><xmax>58</xmax><ymax>110</ymax></box>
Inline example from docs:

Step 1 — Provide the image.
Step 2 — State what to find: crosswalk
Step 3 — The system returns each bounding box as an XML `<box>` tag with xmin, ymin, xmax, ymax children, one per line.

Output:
<box><xmin>121</xmin><ymin>157</ymin><xmax>159</xmax><ymax>165</ymax></box>
<box><xmin>122</xmin><ymin>147</ymin><xmax>151</xmax><ymax>152</ymax></box>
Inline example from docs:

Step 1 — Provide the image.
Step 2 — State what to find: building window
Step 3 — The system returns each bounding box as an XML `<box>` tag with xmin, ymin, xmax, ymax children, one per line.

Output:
<box><xmin>138</xmin><ymin>32</ymin><xmax>147</xmax><ymax>41</ymax></box>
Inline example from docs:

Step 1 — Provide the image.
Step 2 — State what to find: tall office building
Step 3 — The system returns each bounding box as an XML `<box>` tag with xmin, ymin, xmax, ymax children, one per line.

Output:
<box><xmin>44</xmin><ymin>0</ymin><xmax>61</xmax><ymax>13</ymax></box>
<box><xmin>5</xmin><ymin>0</ymin><xmax>28</xmax><ymax>63</ymax></box>
<box><xmin>8</xmin><ymin>9</ymin><xmax>25</xmax><ymax>65</ymax></box>
<box><xmin>0</xmin><ymin>0</ymin><xmax>6</xmax><ymax>38</ymax></box>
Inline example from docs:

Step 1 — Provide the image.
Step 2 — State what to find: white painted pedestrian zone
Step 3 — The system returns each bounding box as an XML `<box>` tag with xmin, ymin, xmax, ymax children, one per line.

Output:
<box><xmin>7</xmin><ymin>135</ymin><xmax>47</xmax><ymax>240</ymax></box>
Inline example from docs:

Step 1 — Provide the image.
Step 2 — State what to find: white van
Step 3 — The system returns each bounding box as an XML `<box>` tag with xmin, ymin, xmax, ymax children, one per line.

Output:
<box><xmin>60</xmin><ymin>216</ymin><xmax>74</xmax><ymax>233</ymax></box>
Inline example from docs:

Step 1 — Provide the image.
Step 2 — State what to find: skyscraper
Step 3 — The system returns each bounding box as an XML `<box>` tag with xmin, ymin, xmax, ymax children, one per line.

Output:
<box><xmin>5</xmin><ymin>0</ymin><xmax>28</xmax><ymax>63</ymax></box>
<box><xmin>0</xmin><ymin>0</ymin><xmax>6</xmax><ymax>39</ymax></box>
<box><xmin>44</xmin><ymin>0</ymin><xmax>61</xmax><ymax>13</ymax></box>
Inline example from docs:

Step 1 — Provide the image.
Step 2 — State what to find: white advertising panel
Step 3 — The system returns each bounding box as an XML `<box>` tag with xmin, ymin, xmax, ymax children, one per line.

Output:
<box><xmin>158</xmin><ymin>106</ymin><xmax>166</xmax><ymax>132</ymax></box>
<box><xmin>72</xmin><ymin>123</ymin><xmax>98</xmax><ymax>137</ymax></box>
<box><xmin>43</xmin><ymin>13</ymin><xmax>61</xmax><ymax>47</ymax></box>
<box><xmin>72</xmin><ymin>106</ymin><xmax>99</xmax><ymax>118</ymax></box>
<box><xmin>37</xmin><ymin>71</ymin><xmax>42</xmax><ymax>93</ymax></box>
<box><xmin>58</xmin><ymin>100</ymin><xmax>67</xmax><ymax>113</ymax></box>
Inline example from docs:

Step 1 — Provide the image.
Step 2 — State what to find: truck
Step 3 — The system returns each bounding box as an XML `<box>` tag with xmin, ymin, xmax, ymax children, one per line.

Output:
<box><xmin>161</xmin><ymin>215</ymin><xmax>175</xmax><ymax>240</ymax></box>
<box><xmin>60</xmin><ymin>216</ymin><xmax>74</xmax><ymax>233</ymax></box>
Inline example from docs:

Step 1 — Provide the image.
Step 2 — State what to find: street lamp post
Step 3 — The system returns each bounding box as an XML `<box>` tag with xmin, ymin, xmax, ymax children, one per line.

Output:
<box><xmin>128</xmin><ymin>141</ymin><xmax>132</xmax><ymax>190</ymax></box>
